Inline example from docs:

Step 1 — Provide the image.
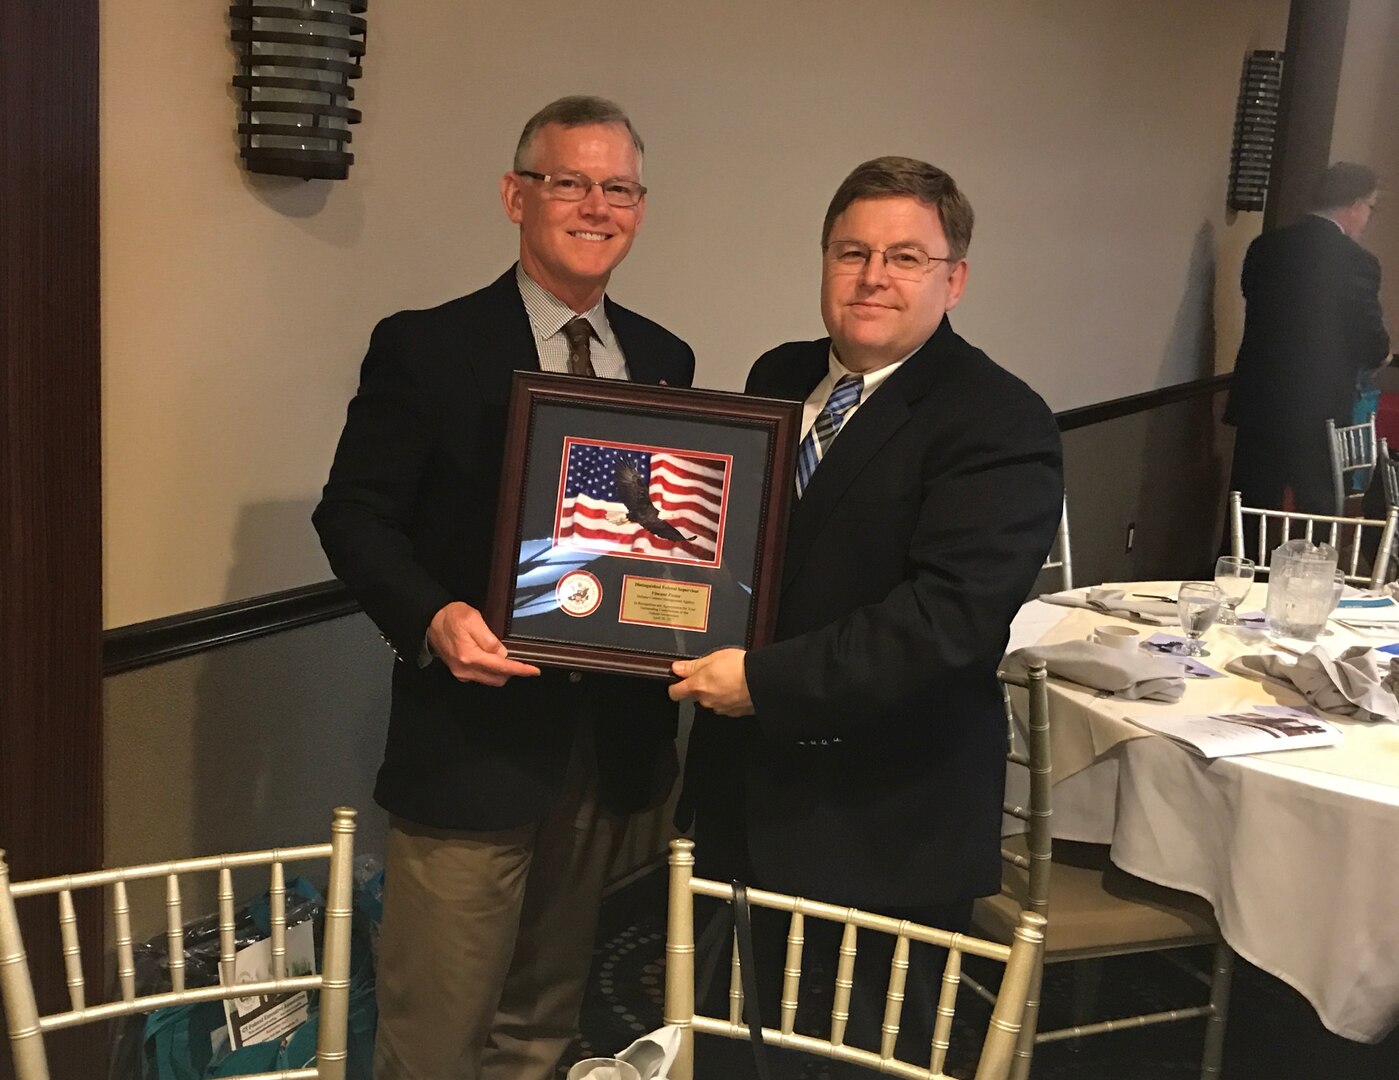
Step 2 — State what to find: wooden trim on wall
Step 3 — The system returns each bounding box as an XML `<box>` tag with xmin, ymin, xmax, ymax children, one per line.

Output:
<box><xmin>1055</xmin><ymin>372</ymin><xmax>1232</xmax><ymax>432</ymax></box>
<box><xmin>104</xmin><ymin>581</ymin><xmax>361</xmax><ymax>674</ymax></box>
<box><xmin>0</xmin><ymin>0</ymin><xmax>106</xmax><ymax>1071</ymax></box>
<box><xmin>102</xmin><ymin>374</ymin><xmax>1234</xmax><ymax>675</ymax></box>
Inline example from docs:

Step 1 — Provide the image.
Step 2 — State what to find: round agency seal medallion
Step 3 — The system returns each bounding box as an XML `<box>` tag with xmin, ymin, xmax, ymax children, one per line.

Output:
<box><xmin>556</xmin><ymin>570</ymin><xmax>603</xmax><ymax>618</ymax></box>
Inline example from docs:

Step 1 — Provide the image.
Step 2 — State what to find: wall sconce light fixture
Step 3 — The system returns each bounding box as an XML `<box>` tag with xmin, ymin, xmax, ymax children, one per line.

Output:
<box><xmin>1228</xmin><ymin>50</ymin><xmax>1283</xmax><ymax>212</ymax></box>
<box><xmin>231</xmin><ymin>1</ymin><xmax>368</xmax><ymax>181</ymax></box>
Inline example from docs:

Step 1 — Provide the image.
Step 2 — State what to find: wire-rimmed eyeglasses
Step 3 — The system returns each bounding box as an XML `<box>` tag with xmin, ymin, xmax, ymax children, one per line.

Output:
<box><xmin>824</xmin><ymin>241</ymin><xmax>955</xmax><ymax>280</ymax></box>
<box><xmin>517</xmin><ymin>170</ymin><xmax>647</xmax><ymax>208</ymax></box>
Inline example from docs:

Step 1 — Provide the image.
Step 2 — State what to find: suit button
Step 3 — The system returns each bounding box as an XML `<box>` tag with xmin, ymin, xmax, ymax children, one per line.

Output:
<box><xmin>568</xmin><ymin>671</ymin><xmax>583</xmax><ymax>684</ymax></box>
<box><xmin>819</xmin><ymin>739</ymin><xmax>829</xmax><ymax>746</ymax></box>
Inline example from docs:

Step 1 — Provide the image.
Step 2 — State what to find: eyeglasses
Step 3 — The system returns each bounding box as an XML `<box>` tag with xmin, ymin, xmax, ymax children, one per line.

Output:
<box><xmin>824</xmin><ymin>241</ymin><xmax>955</xmax><ymax>280</ymax></box>
<box><xmin>516</xmin><ymin>170</ymin><xmax>647</xmax><ymax>208</ymax></box>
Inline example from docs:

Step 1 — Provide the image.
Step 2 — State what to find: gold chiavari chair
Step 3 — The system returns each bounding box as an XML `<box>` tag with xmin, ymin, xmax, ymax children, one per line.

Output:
<box><xmin>0</xmin><ymin>807</ymin><xmax>356</xmax><ymax>1080</ymax></box>
<box><xmin>969</xmin><ymin>664</ymin><xmax>1233</xmax><ymax>1080</ymax></box>
<box><xmin>1228</xmin><ymin>489</ymin><xmax>1399</xmax><ymax>587</ymax></box>
<box><xmin>662</xmin><ymin>838</ymin><xmax>1045</xmax><ymax>1080</ymax></box>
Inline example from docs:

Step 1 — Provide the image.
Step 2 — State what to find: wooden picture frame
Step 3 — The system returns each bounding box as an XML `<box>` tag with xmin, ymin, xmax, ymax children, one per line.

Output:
<box><xmin>485</xmin><ymin>373</ymin><xmax>801</xmax><ymax>678</ymax></box>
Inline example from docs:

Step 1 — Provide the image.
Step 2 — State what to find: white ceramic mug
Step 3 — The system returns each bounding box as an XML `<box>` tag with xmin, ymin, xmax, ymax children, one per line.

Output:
<box><xmin>567</xmin><ymin>1059</ymin><xmax>642</xmax><ymax>1080</ymax></box>
<box><xmin>1092</xmin><ymin>625</ymin><xmax>1140</xmax><ymax>651</ymax></box>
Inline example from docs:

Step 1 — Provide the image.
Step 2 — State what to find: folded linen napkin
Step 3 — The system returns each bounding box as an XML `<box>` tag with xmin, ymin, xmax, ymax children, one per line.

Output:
<box><xmin>1040</xmin><ymin>588</ymin><xmax>1178</xmax><ymax>626</ymax></box>
<box><xmin>1226</xmin><ymin>647</ymin><xmax>1399</xmax><ymax>723</ymax></box>
<box><xmin>1003</xmin><ymin>640</ymin><xmax>1187</xmax><ymax>701</ymax></box>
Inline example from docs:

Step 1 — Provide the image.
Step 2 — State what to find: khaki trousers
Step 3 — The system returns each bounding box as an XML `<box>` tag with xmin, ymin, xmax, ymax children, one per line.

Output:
<box><xmin>373</xmin><ymin>728</ymin><xmax>623</xmax><ymax>1080</ymax></box>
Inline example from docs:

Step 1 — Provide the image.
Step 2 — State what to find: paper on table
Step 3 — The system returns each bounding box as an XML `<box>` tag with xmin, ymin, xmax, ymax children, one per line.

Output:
<box><xmin>1141</xmin><ymin>634</ymin><xmax>1226</xmax><ymax>678</ymax></box>
<box><xmin>1128</xmin><ymin>704</ymin><xmax>1342</xmax><ymax>758</ymax></box>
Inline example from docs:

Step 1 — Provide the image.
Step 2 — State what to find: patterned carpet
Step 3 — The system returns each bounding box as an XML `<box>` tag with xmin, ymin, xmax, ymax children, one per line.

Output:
<box><xmin>567</xmin><ymin>867</ymin><xmax>1399</xmax><ymax>1079</ymax></box>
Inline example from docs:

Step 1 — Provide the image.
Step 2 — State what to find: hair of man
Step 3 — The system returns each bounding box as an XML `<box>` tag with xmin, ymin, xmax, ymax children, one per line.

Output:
<box><xmin>821</xmin><ymin>156</ymin><xmax>974</xmax><ymax>263</ymax></box>
<box><xmin>1311</xmin><ymin>161</ymin><xmax>1379</xmax><ymax>212</ymax></box>
<box><xmin>513</xmin><ymin>95</ymin><xmax>645</xmax><ymax>174</ymax></box>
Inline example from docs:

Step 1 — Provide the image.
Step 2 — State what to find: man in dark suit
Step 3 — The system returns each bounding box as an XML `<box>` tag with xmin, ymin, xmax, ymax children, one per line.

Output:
<box><xmin>314</xmin><ymin>96</ymin><xmax>694</xmax><ymax>1080</ymax></box>
<box><xmin>670</xmin><ymin>157</ymin><xmax>1062</xmax><ymax>1073</ymax></box>
<box><xmin>1225</xmin><ymin>161</ymin><xmax>1389</xmax><ymax>516</ymax></box>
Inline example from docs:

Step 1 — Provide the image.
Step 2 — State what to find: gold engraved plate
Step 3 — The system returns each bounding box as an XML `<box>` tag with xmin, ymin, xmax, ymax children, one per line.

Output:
<box><xmin>618</xmin><ymin>575</ymin><xmax>712</xmax><ymax>632</ymax></box>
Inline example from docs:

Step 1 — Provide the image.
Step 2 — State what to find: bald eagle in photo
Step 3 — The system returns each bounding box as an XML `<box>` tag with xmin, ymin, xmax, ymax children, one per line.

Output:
<box><xmin>613</xmin><ymin>459</ymin><xmax>694</xmax><ymax>543</ymax></box>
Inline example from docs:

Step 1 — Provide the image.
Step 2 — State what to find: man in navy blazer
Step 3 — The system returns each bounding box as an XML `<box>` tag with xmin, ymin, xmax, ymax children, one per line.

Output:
<box><xmin>314</xmin><ymin>97</ymin><xmax>693</xmax><ymax>1080</ymax></box>
<box><xmin>1225</xmin><ymin>161</ymin><xmax>1389</xmax><ymax>515</ymax></box>
<box><xmin>670</xmin><ymin>157</ymin><xmax>1062</xmax><ymax>1071</ymax></box>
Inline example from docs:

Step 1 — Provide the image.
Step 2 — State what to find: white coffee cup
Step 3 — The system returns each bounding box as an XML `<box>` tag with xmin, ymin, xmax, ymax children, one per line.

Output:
<box><xmin>1092</xmin><ymin>625</ymin><xmax>1140</xmax><ymax>651</ymax></box>
<box><xmin>567</xmin><ymin>1059</ymin><xmax>642</xmax><ymax>1080</ymax></box>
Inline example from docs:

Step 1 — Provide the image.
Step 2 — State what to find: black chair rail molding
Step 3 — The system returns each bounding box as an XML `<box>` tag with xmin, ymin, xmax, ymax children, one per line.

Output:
<box><xmin>1228</xmin><ymin>49</ymin><xmax>1284</xmax><ymax>213</ymax></box>
<box><xmin>230</xmin><ymin>0</ymin><xmax>368</xmax><ymax>181</ymax></box>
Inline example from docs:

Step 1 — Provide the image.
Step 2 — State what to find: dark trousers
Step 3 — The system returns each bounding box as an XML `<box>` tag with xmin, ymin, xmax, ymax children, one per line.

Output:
<box><xmin>1229</xmin><ymin>423</ymin><xmax>1337</xmax><ymax>520</ymax></box>
<box><xmin>691</xmin><ymin>810</ymin><xmax>973</xmax><ymax>1079</ymax></box>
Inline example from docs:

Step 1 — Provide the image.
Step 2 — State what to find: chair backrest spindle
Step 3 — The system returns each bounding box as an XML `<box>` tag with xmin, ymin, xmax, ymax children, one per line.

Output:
<box><xmin>56</xmin><ymin>892</ymin><xmax>84</xmax><ymax>1012</ymax></box>
<box><xmin>165</xmin><ymin>874</ymin><xmax>184</xmax><ymax>993</ymax></box>
<box><xmin>830</xmin><ymin>921</ymin><xmax>857</xmax><ymax>1047</ymax></box>
<box><xmin>879</xmin><ymin>932</ymin><xmax>911</xmax><ymax>1057</ymax></box>
<box><xmin>929</xmin><ymin>942</ymin><xmax>963</xmax><ymax>1074</ymax></box>
<box><xmin>270</xmin><ymin>861</ymin><xmax>286</xmax><ymax>981</ymax></box>
<box><xmin>779</xmin><ymin>911</ymin><xmax>803</xmax><ymax>1035</ymax></box>
<box><xmin>113</xmin><ymin>881</ymin><xmax>136</xmax><ymax>1002</ymax></box>
<box><xmin>218</xmin><ymin>867</ymin><xmax>236</xmax><ymax>990</ymax></box>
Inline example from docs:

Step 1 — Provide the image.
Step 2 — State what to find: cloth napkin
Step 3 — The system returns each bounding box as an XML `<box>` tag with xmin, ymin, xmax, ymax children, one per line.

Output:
<box><xmin>1040</xmin><ymin>587</ymin><xmax>1178</xmax><ymax>626</ymax></box>
<box><xmin>1003</xmin><ymin>640</ymin><xmax>1187</xmax><ymax>701</ymax></box>
<box><xmin>1226</xmin><ymin>647</ymin><xmax>1399</xmax><ymax>723</ymax></box>
<box><xmin>616</xmin><ymin>1025</ymin><xmax>681</xmax><ymax>1080</ymax></box>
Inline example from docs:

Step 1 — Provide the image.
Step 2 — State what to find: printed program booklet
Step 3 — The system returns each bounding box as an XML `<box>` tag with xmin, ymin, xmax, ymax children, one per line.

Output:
<box><xmin>1128</xmin><ymin>704</ymin><xmax>1342</xmax><ymax>758</ymax></box>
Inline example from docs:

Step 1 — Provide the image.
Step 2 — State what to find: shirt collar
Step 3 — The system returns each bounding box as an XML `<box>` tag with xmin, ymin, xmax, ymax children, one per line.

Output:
<box><xmin>825</xmin><ymin>342</ymin><xmax>919</xmax><ymax>396</ymax></box>
<box><xmin>515</xmin><ymin>264</ymin><xmax>612</xmax><ymax>347</ymax></box>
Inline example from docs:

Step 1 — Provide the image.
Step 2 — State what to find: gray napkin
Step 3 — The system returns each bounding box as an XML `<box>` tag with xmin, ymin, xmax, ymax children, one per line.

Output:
<box><xmin>1226</xmin><ymin>647</ymin><xmax>1399</xmax><ymax>723</ymax></box>
<box><xmin>1004</xmin><ymin>640</ymin><xmax>1187</xmax><ymax>702</ymax></box>
<box><xmin>1040</xmin><ymin>588</ymin><xmax>1178</xmax><ymax>626</ymax></box>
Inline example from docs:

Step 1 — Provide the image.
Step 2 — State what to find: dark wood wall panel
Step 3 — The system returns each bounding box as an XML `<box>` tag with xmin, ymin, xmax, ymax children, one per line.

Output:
<box><xmin>1268</xmin><ymin>0</ymin><xmax>1351</xmax><ymax>229</ymax></box>
<box><xmin>0</xmin><ymin>0</ymin><xmax>105</xmax><ymax>1072</ymax></box>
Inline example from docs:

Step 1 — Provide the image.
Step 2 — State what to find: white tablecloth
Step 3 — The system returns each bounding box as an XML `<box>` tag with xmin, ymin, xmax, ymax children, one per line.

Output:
<box><xmin>1005</xmin><ymin>582</ymin><xmax>1399</xmax><ymax>1043</ymax></box>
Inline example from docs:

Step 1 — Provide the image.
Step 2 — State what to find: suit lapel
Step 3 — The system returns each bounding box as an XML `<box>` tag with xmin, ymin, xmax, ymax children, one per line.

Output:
<box><xmin>607</xmin><ymin>299</ymin><xmax>668</xmax><ymax>385</ymax></box>
<box><xmin>484</xmin><ymin>266</ymin><xmax>542</xmax><ymax>373</ymax></box>
<box><xmin>780</xmin><ymin>323</ymin><xmax>953</xmax><ymax>591</ymax></box>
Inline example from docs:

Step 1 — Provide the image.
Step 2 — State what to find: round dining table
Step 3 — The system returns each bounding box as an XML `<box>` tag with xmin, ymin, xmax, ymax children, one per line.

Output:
<box><xmin>1004</xmin><ymin>581</ymin><xmax>1399</xmax><ymax>1044</ymax></box>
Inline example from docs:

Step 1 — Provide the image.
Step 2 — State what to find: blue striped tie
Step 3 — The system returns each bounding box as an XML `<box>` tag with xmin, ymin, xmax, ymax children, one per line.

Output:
<box><xmin>795</xmin><ymin>374</ymin><xmax>864</xmax><ymax>496</ymax></box>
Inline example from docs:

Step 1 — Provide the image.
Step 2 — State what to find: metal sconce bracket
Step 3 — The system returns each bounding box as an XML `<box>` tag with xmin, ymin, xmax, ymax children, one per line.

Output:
<box><xmin>230</xmin><ymin>1</ymin><xmax>369</xmax><ymax>181</ymax></box>
<box><xmin>1228</xmin><ymin>50</ymin><xmax>1284</xmax><ymax>212</ymax></box>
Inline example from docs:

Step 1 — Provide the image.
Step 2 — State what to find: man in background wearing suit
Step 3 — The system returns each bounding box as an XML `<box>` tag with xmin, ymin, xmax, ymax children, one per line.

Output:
<box><xmin>670</xmin><ymin>157</ymin><xmax>1063</xmax><ymax>1074</ymax></box>
<box><xmin>1225</xmin><ymin>161</ymin><xmax>1389</xmax><ymax>516</ymax></box>
<box><xmin>314</xmin><ymin>96</ymin><xmax>694</xmax><ymax>1080</ymax></box>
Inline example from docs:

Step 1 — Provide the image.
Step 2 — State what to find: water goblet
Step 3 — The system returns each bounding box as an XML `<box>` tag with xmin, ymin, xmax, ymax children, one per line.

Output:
<box><xmin>1213</xmin><ymin>556</ymin><xmax>1255</xmax><ymax>625</ymax></box>
<box><xmin>1177</xmin><ymin>581</ymin><xmax>1223</xmax><ymax>656</ymax></box>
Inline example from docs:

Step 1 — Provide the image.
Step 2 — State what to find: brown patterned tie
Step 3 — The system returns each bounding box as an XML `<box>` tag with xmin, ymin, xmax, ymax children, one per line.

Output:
<box><xmin>563</xmin><ymin>317</ymin><xmax>596</xmax><ymax>377</ymax></box>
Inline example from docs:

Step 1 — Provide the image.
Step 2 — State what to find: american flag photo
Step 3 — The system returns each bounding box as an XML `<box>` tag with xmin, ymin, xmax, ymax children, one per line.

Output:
<box><xmin>553</xmin><ymin>440</ymin><xmax>729</xmax><ymax>566</ymax></box>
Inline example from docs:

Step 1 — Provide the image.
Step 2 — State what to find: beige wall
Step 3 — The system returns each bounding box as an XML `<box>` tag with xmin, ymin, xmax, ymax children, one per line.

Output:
<box><xmin>103</xmin><ymin>614</ymin><xmax>390</xmax><ymax>935</ymax></box>
<box><xmin>1332</xmin><ymin>0</ymin><xmax>1399</xmax><ymax>330</ymax></box>
<box><xmin>102</xmin><ymin>0</ymin><xmax>1288</xmax><ymax>626</ymax></box>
